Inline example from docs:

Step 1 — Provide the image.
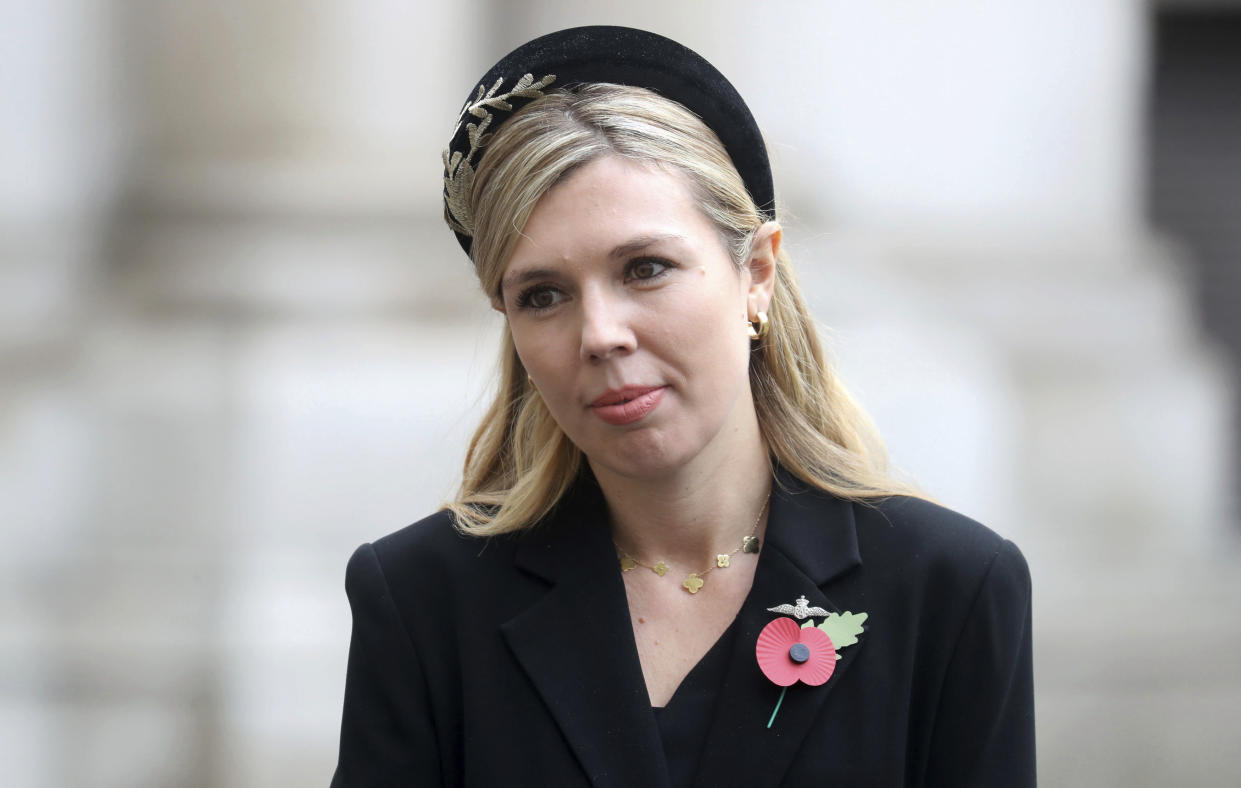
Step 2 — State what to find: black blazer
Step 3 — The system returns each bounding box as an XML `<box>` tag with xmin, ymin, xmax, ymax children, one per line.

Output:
<box><xmin>331</xmin><ymin>470</ymin><xmax>1034</xmax><ymax>787</ymax></box>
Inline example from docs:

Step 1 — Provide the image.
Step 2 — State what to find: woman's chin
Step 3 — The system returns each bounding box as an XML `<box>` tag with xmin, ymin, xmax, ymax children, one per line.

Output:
<box><xmin>583</xmin><ymin>431</ymin><xmax>700</xmax><ymax>482</ymax></box>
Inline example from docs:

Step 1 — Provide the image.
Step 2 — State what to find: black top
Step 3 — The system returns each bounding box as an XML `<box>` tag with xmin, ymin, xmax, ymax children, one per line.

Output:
<box><xmin>331</xmin><ymin>468</ymin><xmax>1035</xmax><ymax>787</ymax></box>
<box><xmin>652</xmin><ymin>621</ymin><xmax>739</xmax><ymax>788</ymax></box>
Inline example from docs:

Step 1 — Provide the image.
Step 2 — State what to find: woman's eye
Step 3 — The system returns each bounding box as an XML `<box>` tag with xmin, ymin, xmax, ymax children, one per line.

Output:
<box><xmin>627</xmin><ymin>258</ymin><xmax>671</xmax><ymax>281</ymax></box>
<box><xmin>516</xmin><ymin>286</ymin><xmax>563</xmax><ymax>311</ymax></box>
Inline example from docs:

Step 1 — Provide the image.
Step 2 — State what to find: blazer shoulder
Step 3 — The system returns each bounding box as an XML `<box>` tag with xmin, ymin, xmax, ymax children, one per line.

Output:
<box><xmin>356</xmin><ymin>509</ymin><xmax>516</xmax><ymax>590</ymax></box>
<box><xmin>371</xmin><ymin>508</ymin><xmax>473</xmax><ymax>560</ymax></box>
<box><xmin>854</xmin><ymin>494</ymin><xmax>1030</xmax><ymax>601</ymax></box>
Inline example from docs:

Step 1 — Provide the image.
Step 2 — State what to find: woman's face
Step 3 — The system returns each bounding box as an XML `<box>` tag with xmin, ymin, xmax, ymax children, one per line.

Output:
<box><xmin>497</xmin><ymin>154</ymin><xmax>777</xmax><ymax>481</ymax></box>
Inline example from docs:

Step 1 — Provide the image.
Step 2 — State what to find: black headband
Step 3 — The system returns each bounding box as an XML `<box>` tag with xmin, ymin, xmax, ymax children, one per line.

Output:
<box><xmin>442</xmin><ymin>25</ymin><xmax>775</xmax><ymax>256</ymax></box>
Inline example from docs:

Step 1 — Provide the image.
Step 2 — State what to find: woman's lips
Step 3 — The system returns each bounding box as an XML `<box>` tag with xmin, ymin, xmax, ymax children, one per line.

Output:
<box><xmin>590</xmin><ymin>386</ymin><xmax>666</xmax><ymax>426</ymax></box>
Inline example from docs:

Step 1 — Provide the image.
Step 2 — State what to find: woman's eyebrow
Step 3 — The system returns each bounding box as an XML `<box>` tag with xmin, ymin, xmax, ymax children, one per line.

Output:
<box><xmin>502</xmin><ymin>267</ymin><xmax>559</xmax><ymax>292</ymax></box>
<box><xmin>608</xmin><ymin>233</ymin><xmax>686</xmax><ymax>259</ymax></box>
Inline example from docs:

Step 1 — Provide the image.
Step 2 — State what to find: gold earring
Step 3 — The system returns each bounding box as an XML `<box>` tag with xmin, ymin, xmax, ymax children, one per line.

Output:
<box><xmin>746</xmin><ymin>315</ymin><xmax>760</xmax><ymax>340</ymax></box>
<box><xmin>756</xmin><ymin>310</ymin><xmax>770</xmax><ymax>338</ymax></box>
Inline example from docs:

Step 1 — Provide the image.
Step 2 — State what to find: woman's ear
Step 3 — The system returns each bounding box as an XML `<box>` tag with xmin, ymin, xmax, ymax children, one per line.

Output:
<box><xmin>746</xmin><ymin>221</ymin><xmax>781</xmax><ymax>315</ymax></box>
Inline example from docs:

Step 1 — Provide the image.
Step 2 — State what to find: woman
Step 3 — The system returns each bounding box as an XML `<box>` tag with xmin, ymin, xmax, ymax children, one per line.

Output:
<box><xmin>332</xmin><ymin>26</ymin><xmax>1034</xmax><ymax>787</ymax></box>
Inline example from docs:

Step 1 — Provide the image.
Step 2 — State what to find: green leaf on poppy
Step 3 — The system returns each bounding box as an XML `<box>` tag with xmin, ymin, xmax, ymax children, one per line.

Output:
<box><xmin>800</xmin><ymin>618</ymin><xmax>815</xmax><ymax>629</ymax></box>
<box><xmin>816</xmin><ymin>611</ymin><xmax>868</xmax><ymax>649</ymax></box>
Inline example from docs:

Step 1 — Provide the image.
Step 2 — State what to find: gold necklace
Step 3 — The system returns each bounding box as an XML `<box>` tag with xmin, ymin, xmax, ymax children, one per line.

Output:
<box><xmin>615</xmin><ymin>498</ymin><xmax>768</xmax><ymax>594</ymax></box>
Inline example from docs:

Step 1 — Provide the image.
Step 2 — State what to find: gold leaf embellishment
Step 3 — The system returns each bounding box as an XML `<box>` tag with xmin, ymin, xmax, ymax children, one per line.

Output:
<box><xmin>442</xmin><ymin>73</ymin><xmax>557</xmax><ymax>237</ymax></box>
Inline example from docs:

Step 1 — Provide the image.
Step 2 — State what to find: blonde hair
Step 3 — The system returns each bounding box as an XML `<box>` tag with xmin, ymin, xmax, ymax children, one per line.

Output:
<box><xmin>448</xmin><ymin>84</ymin><xmax>914</xmax><ymax>535</ymax></box>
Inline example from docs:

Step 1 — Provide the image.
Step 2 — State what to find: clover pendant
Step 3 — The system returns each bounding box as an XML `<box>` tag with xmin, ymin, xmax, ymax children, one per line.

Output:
<box><xmin>682</xmin><ymin>573</ymin><xmax>705</xmax><ymax>594</ymax></box>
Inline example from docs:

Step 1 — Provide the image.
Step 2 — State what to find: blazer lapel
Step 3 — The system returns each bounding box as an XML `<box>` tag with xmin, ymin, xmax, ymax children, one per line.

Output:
<box><xmin>501</xmin><ymin>481</ymin><xmax>671</xmax><ymax>788</ymax></box>
<box><xmin>693</xmin><ymin>472</ymin><xmax>866</xmax><ymax>788</ymax></box>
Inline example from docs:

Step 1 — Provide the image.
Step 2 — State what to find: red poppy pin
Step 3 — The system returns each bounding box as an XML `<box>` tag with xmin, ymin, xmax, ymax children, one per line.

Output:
<box><xmin>757</xmin><ymin>595</ymin><xmax>868</xmax><ymax>728</ymax></box>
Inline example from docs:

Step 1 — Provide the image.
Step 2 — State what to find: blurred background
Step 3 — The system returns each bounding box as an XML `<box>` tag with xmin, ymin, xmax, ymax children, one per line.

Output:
<box><xmin>3</xmin><ymin>0</ymin><xmax>1240</xmax><ymax>785</ymax></box>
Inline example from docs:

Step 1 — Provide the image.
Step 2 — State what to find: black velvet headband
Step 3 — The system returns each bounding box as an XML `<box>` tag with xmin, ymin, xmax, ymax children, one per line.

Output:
<box><xmin>442</xmin><ymin>25</ymin><xmax>775</xmax><ymax>256</ymax></box>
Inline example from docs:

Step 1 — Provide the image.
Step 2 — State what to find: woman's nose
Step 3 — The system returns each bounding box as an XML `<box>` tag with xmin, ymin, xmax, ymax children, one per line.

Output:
<box><xmin>579</xmin><ymin>290</ymin><xmax>636</xmax><ymax>362</ymax></box>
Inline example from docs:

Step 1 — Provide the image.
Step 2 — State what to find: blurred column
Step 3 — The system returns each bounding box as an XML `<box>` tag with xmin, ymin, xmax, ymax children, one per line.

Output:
<box><xmin>0</xmin><ymin>2</ymin><xmax>133</xmax><ymax>788</ymax></box>
<box><xmin>744</xmin><ymin>0</ymin><xmax>1233</xmax><ymax>566</ymax></box>
<box><xmin>116</xmin><ymin>2</ymin><xmax>491</xmax><ymax>786</ymax></box>
<box><xmin>0</xmin><ymin>0</ymin><xmax>129</xmax><ymax>355</ymax></box>
<box><xmin>120</xmin><ymin>0</ymin><xmax>488</xmax><ymax>317</ymax></box>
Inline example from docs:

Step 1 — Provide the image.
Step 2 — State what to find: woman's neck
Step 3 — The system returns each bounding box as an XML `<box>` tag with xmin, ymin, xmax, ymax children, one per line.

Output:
<box><xmin>592</xmin><ymin>437</ymin><xmax>773</xmax><ymax>570</ymax></box>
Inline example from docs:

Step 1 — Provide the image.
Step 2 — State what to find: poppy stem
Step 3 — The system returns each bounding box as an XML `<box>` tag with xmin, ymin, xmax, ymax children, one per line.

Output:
<box><xmin>766</xmin><ymin>686</ymin><xmax>788</xmax><ymax>729</ymax></box>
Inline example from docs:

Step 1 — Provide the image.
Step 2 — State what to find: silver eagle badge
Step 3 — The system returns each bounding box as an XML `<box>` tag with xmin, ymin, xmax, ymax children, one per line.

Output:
<box><xmin>766</xmin><ymin>594</ymin><xmax>830</xmax><ymax>620</ymax></box>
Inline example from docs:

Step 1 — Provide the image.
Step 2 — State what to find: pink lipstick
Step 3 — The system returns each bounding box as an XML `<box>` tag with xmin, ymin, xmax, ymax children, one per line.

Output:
<box><xmin>590</xmin><ymin>385</ymin><xmax>666</xmax><ymax>426</ymax></box>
